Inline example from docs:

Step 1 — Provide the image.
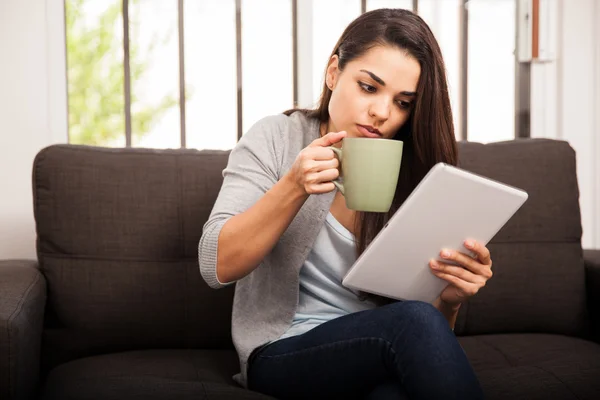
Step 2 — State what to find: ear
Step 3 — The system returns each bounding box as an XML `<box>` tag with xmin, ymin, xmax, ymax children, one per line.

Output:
<box><xmin>325</xmin><ymin>55</ymin><xmax>340</xmax><ymax>90</ymax></box>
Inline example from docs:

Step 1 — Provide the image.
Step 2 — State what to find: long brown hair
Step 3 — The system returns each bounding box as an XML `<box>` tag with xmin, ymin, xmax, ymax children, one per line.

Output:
<box><xmin>285</xmin><ymin>8</ymin><xmax>457</xmax><ymax>259</ymax></box>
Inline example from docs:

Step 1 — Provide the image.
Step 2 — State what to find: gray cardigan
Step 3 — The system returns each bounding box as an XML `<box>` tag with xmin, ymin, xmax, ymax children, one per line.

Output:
<box><xmin>198</xmin><ymin>111</ymin><xmax>337</xmax><ymax>387</ymax></box>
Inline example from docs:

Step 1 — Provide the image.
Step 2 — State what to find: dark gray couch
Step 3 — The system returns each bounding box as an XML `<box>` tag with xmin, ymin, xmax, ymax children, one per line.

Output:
<box><xmin>1</xmin><ymin>139</ymin><xmax>599</xmax><ymax>400</ymax></box>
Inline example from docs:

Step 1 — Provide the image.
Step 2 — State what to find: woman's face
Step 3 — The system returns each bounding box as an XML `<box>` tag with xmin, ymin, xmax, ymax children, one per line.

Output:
<box><xmin>324</xmin><ymin>44</ymin><xmax>421</xmax><ymax>141</ymax></box>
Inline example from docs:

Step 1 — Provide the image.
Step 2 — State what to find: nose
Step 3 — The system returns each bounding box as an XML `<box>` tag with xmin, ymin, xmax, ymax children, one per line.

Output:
<box><xmin>368</xmin><ymin>97</ymin><xmax>391</xmax><ymax>121</ymax></box>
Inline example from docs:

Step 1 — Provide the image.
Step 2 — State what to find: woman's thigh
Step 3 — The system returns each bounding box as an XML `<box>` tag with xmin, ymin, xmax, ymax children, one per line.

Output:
<box><xmin>366</xmin><ymin>381</ymin><xmax>410</xmax><ymax>400</ymax></box>
<box><xmin>247</xmin><ymin>300</ymin><xmax>481</xmax><ymax>400</ymax></box>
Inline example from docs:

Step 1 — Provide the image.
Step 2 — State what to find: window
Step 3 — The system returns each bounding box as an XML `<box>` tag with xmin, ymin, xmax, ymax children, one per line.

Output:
<box><xmin>129</xmin><ymin>0</ymin><xmax>180</xmax><ymax>149</ymax></box>
<box><xmin>184</xmin><ymin>0</ymin><xmax>237</xmax><ymax>150</ymax></box>
<box><xmin>66</xmin><ymin>0</ymin><xmax>127</xmax><ymax>147</ymax></box>
<box><xmin>419</xmin><ymin>0</ymin><xmax>462</xmax><ymax>137</ymax></box>
<box><xmin>467</xmin><ymin>0</ymin><xmax>516</xmax><ymax>143</ymax></box>
<box><xmin>65</xmin><ymin>0</ymin><xmax>520</xmax><ymax>148</ymax></box>
<box><xmin>242</xmin><ymin>0</ymin><xmax>293</xmax><ymax>135</ymax></box>
<box><xmin>367</xmin><ymin>0</ymin><xmax>412</xmax><ymax>12</ymax></box>
<box><xmin>66</xmin><ymin>0</ymin><xmax>293</xmax><ymax>150</ymax></box>
<box><xmin>311</xmin><ymin>0</ymin><xmax>362</xmax><ymax>102</ymax></box>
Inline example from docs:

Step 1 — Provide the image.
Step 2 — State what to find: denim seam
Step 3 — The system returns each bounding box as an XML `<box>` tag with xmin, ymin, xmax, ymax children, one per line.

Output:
<box><xmin>256</xmin><ymin>336</ymin><xmax>397</xmax><ymax>361</ymax></box>
<box><xmin>255</xmin><ymin>336</ymin><xmax>405</xmax><ymax>389</ymax></box>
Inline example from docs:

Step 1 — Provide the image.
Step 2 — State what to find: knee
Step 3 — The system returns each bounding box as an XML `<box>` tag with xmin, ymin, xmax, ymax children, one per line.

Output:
<box><xmin>389</xmin><ymin>301</ymin><xmax>451</xmax><ymax>337</ymax></box>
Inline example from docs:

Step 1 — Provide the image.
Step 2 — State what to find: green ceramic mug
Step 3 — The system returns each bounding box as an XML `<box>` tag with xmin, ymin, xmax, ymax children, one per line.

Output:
<box><xmin>328</xmin><ymin>138</ymin><xmax>403</xmax><ymax>212</ymax></box>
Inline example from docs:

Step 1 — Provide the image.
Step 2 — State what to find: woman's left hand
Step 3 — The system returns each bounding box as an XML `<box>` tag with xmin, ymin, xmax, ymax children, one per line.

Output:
<box><xmin>429</xmin><ymin>239</ymin><xmax>493</xmax><ymax>307</ymax></box>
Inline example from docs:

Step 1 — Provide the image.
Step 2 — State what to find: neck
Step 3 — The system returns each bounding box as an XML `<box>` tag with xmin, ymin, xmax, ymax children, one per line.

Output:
<box><xmin>319</xmin><ymin>121</ymin><xmax>327</xmax><ymax>137</ymax></box>
<box><xmin>320</xmin><ymin>120</ymin><xmax>337</xmax><ymax>137</ymax></box>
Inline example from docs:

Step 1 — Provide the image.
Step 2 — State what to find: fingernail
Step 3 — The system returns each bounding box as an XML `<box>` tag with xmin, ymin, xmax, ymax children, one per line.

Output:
<box><xmin>441</xmin><ymin>250</ymin><xmax>451</xmax><ymax>258</ymax></box>
<box><xmin>465</xmin><ymin>240</ymin><xmax>474</xmax><ymax>248</ymax></box>
<box><xmin>430</xmin><ymin>260</ymin><xmax>439</xmax><ymax>269</ymax></box>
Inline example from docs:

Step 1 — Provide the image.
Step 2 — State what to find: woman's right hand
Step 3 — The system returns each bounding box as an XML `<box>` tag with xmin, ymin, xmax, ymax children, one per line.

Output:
<box><xmin>288</xmin><ymin>130</ymin><xmax>347</xmax><ymax>195</ymax></box>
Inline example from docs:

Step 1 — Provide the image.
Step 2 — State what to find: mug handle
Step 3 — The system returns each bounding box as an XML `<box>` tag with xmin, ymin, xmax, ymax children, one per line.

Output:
<box><xmin>327</xmin><ymin>146</ymin><xmax>345</xmax><ymax>195</ymax></box>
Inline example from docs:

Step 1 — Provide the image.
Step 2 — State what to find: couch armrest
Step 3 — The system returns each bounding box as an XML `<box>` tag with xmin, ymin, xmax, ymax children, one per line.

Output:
<box><xmin>584</xmin><ymin>250</ymin><xmax>600</xmax><ymax>343</ymax></box>
<box><xmin>0</xmin><ymin>260</ymin><xmax>46</xmax><ymax>400</ymax></box>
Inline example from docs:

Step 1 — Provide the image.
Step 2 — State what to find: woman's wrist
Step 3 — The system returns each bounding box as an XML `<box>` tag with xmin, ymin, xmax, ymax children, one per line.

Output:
<box><xmin>440</xmin><ymin>299</ymin><xmax>463</xmax><ymax>312</ymax></box>
<box><xmin>282</xmin><ymin>171</ymin><xmax>310</xmax><ymax>199</ymax></box>
<box><xmin>433</xmin><ymin>297</ymin><xmax>462</xmax><ymax>330</ymax></box>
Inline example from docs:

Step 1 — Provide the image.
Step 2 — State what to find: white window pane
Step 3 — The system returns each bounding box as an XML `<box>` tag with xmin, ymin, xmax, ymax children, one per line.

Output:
<box><xmin>66</xmin><ymin>0</ymin><xmax>126</xmax><ymax>147</ymax></box>
<box><xmin>467</xmin><ymin>0</ymin><xmax>516</xmax><ymax>143</ymax></box>
<box><xmin>419</xmin><ymin>0</ymin><xmax>462</xmax><ymax>139</ymax></box>
<box><xmin>312</xmin><ymin>0</ymin><xmax>362</xmax><ymax>105</ymax></box>
<box><xmin>242</xmin><ymin>0</ymin><xmax>293</xmax><ymax>134</ymax></box>
<box><xmin>130</xmin><ymin>0</ymin><xmax>181</xmax><ymax>149</ymax></box>
<box><xmin>367</xmin><ymin>0</ymin><xmax>412</xmax><ymax>11</ymax></box>
<box><xmin>184</xmin><ymin>0</ymin><xmax>237</xmax><ymax>150</ymax></box>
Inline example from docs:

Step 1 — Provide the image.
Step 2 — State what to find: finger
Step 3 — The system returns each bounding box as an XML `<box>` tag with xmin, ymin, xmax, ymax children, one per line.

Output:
<box><xmin>311</xmin><ymin>168</ymin><xmax>339</xmax><ymax>183</ymax></box>
<box><xmin>301</xmin><ymin>159</ymin><xmax>339</xmax><ymax>174</ymax></box>
<box><xmin>439</xmin><ymin>249</ymin><xmax>492</xmax><ymax>278</ymax></box>
<box><xmin>308</xmin><ymin>182</ymin><xmax>336</xmax><ymax>194</ymax></box>
<box><xmin>431</xmin><ymin>270</ymin><xmax>480</xmax><ymax>297</ymax></box>
<box><xmin>307</xmin><ymin>147</ymin><xmax>340</xmax><ymax>161</ymax></box>
<box><xmin>464</xmin><ymin>239</ymin><xmax>492</xmax><ymax>265</ymax></box>
<box><xmin>309</xmin><ymin>159</ymin><xmax>339</xmax><ymax>172</ymax></box>
<box><xmin>310</xmin><ymin>130</ymin><xmax>347</xmax><ymax>148</ymax></box>
<box><xmin>429</xmin><ymin>260</ymin><xmax>483</xmax><ymax>284</ymax></box>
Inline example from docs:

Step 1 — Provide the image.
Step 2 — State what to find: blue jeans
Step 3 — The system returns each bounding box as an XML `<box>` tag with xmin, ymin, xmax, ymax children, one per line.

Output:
<box><xmin>247</xmin><ymin>301</ymin><xmax>484</xmax><ymax>400</ymax></box>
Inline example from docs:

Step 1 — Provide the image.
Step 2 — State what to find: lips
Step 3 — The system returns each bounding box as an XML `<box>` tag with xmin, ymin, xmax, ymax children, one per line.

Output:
<box><xmin>356</xmin><ymin>124</ymin><xmax>382</xmax><ymax>138</ymax></box>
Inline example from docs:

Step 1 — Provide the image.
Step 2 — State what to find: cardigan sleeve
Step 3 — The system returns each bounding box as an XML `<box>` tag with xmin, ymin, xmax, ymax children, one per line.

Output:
<box><xmin>198</xmin><ymin>114</ymin><xmax>288</xmax><ymax>289</ymax></box>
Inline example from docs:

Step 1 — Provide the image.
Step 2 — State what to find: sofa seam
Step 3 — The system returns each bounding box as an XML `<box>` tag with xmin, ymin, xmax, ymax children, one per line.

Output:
<box><xmin>175</xmin><ymin>154</ymin><xmax>186</xmax><ymax>261</ymax></box>
<box><xmin>200</xmin><ymin>381</ymin><xmax>208</xmax><ymax>399</ymax></box>
<box><xmin>472</xmin><ymin>337</ymin><xmax>515</xmax><ymax>367</ymax></box>
<box><xmin>38</xmin><ymin>253</ymin><xmax>197</xmax><ymax>263</ymax></box>
<box><xmin>532</xmin><ymin>365</ymin><xmax>581</xmax><ymax>400</ymax></box>
<box><xmin>187</xmin><ymin>349</ymin><xmax>203</xmax><ymax>385</ymax></box>
<box><xmin>6</xmin><ymin>271</ymin><xmax>42</xmax><ymax>398</ymax></box>
<box><xmin>174</xmin><ymin>154</ymin><xmax>188</xmax><ymax>348</ymax></box>
<box><xmin>36</xmin><ymin>237</ymin><xmax>583</xmax><ymax>264</ymax></box>
<box><xmin>39</xmin><ymin>144</ymin><xmax>231</xmax><ymax>157</ymax></box>
<box><xmin>36</xmin><ymin>241</ymin><xmax>584</xmax><ymax>265</ymax></box>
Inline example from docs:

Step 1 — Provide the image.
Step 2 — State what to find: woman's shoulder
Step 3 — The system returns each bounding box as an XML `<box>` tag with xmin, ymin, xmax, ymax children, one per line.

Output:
<box><xmin>285</xmin><ymin>110</ymin><xmax>321</xmax><ymax>141</ymax></box>
<box><xmin>242</xmin><ymin>110</ymin><xmax>320</xmax><ymax>149</ymax></box>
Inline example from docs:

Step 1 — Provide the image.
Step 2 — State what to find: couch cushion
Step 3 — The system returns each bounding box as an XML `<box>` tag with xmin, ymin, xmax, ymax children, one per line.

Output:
<box><xmin>33</xmin><ymin>145</ymin><xmax>229</xmax><ymax>260</ymax></box>
<box><xmin>455</xmin><ymin>139</ymin><xmax>587</xmax><ymax>337</ymax></box>
<box><xmin>459</xmin><ymin>334</ymin><xmax>600</xmax><ymax>400</ymax></box>
<box><xmin>40</xmin><ymin>258</ymin><xmax>234</xmax><ymax>373</ymax></box>
<box><xmin>33</xmin><ymin>145</ymin><xmax>235</xmax><ymax>372</ymax></box>
<box><xmin>40</xmin><ymin>349</ymin><xmax>273</xmax><ymax>400</ymax></box>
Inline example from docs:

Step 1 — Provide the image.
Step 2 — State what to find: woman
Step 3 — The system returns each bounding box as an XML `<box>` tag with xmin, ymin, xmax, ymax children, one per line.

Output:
<box><xmin>199</xmin><ymin>8</ymin><xmax>491</xmax><ymax>400</ymax></box>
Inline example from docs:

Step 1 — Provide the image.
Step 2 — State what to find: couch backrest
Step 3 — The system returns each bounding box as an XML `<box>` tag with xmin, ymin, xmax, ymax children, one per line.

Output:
<box><xmin>33</xmin><ymin>139</ymin><xmax>589</xmax><ymax>370</ymax></box>
<box><xmin>33</xmin><ymin>145</ymin><xmax>235</xmax><ymax>371</ymax></box>
<box><xmin>453</xmin><ymin>139</ymin><xmax>588</xmax><ymax>337</ymax></box>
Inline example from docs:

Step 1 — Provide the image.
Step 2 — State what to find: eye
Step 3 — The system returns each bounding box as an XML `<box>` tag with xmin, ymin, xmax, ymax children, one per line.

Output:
<box><xmin>358</xmin><ymin>82</ymin><xmax>376</xmax><ymax>93</ymax></box>
<box><xmin>396</xmin><ymin>100</ymin><xmax>412</xmax><ymax>109</ymax></box>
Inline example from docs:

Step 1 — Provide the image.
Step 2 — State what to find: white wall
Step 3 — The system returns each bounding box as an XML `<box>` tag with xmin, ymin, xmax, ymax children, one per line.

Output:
<box><xmin>0</xmin><ymin>0</ymin><xmax>68</xmax><ymax>259</ymax></box>
<box><xmin>531</xmin><ymin>0</ymin><xmax>600</xmax><ymax>249</ymax></box>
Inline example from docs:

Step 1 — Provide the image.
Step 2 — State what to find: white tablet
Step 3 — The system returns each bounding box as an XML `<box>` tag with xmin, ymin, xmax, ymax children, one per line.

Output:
<box><xmin>342</xmin><ymin>162</ymin><xmax>528</xmax><ymax>304</ymax></box>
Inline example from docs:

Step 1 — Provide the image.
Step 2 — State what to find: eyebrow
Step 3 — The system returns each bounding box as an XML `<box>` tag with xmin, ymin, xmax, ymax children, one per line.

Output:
<box><xmin>360</xmin><ymin>69</ymin><xmax>417</xmax><ymax>97</ymax></box>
